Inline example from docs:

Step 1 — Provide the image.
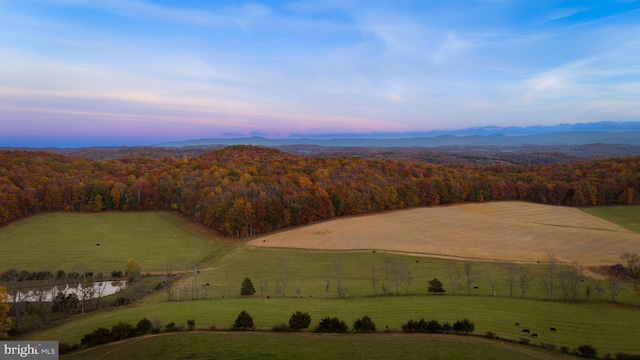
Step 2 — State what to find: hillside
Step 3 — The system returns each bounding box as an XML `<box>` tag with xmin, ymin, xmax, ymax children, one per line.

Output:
<box><xmin>1</xmin><ymin>147</ymin><xmax>639</xmax><ymax>238</ymax></box>
<box><xmin>250</xmin><ymin>202</ymin><xmax>640</xmax><ymax>266</ymax></box>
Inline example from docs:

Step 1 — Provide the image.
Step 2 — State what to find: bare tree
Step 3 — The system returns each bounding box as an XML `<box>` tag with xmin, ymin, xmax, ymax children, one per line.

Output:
<box><xmin>333</xmin><ymin>258</ymin><xmax>344</xmax><ymax>298</ymax></box>
<box><xmin>4</xmin><ymin>269</ymin><xmax>27</xmax><ymax>332</ymax></box>
<box><xmin>607</xmin><ymin>275</ymin><xmax>625</xmax><ymax>303</ymax></box>
<box><xmin>542</xmin><ymin>253</ymin><xmax>557</xmax><ymax>300</ymax></box>
<box><xmin>192</xmin><ymin>263</ymin><xmax>200</xmax><ymax>300</ymax></box>
<box><xmin>324</xmin><ymin>264</ymin><xmax>331</xmax><ymax>298</ymax></box>
<box><xmin>518</xmin><ymin>266</ymin><xmax>533</xmax><ymax>298</ymax></box>
<box><xmin>621</xmin><ymin>252</ymin><xmax>640</xmax><ymax>279</ymax></box>
<box><xmin>463</xmin><ymin>261</ymin><xmax>479</xmax><ymax>295</ymax></box>
<box><xmin>383</xmin><ymin>257</ymin><xmax>409</xmax><ymax>295</ymax></box>
<box><xmin>165</xmin><ymin>261</ymin><xmax>174</xmax><ymax>301</ymax></box>
<box><xmin>259</xmin><ymin>275</ymin><xmax>268</xmax><ymax>298</ymax></box>
<box><xmin>278</xmin><ymin>258</ymin><xmax>288</xmax><ymax>297</ymax></box>
<box><xmin>485</xmin><ymin>270</ymin><xmax>497</xmax><ymax>296</ymax></box>
<box><xmin>370</xmin><ymin>264</ymin><xmax>379</xmax><ymax>296</ymax></box>
<box><xmin>568</xmin><ymin>262</ymin><xmax>584</xmax><ymax>302</ymax></box>
<box><xmin>592</xmin><ymin>281</ymin><xmax>605</xmax><ymax>300</ymax></box>
<box><xmin>446</xmin><ymin>261</ymin><xmax>461</xmax><ymax>295</ymax></box>
<box><xmin>502</xmin><ymin>262</ymin><xmax>517</xmax><ymax>297</ymax></box>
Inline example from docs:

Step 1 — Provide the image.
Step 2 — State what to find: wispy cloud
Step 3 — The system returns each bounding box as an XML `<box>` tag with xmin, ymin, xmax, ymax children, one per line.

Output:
<box><xmin>2</xmin><ymin>1</ymin><xmax>640</xmax><ymax>145</ymax></box>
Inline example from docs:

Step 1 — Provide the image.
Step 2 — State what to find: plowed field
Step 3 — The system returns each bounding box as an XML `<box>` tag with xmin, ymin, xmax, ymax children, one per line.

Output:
<box><xmin>249</xmin><ymin>202</ymin><xmax>640</xmax><ymax>265</ymax></box>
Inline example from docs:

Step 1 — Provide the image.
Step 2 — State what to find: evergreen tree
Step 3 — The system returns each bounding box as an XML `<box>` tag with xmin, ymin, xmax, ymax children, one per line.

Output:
<box><xmin>241</xmin><ymin>277</ymin><xmax>256</xmax><ymax>296</ymax></box>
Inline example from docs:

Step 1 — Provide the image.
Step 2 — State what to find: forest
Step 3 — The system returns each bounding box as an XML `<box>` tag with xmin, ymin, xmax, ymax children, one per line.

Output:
<box><xmin>1</xmin><ymin>146</ymin><xmax>639</xmax><ymax>237</ymax></box>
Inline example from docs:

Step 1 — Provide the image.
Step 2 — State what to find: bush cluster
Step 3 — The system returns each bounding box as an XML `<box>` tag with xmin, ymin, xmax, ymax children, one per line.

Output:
<box><xmin>80</xmin><ymin>318</ymin><xmax>154</xmax><ymax>347</ymax></box>
<box><xmin>315</xmin><ymin>317</ymin><xmax>348</xmax><ymax>333</ymax></box>
<box><xmin>401</xmin><ymin>318</ymin><xmax>474</xmax><ymax>334</ymax></box>
<box><xmin>289</xmin><ymin>311</ymin><xmax>312</xmax><ymax>331</ymax></box>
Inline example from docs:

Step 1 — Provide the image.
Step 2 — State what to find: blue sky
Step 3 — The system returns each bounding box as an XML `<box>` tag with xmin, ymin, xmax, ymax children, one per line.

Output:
<box><xmin>1</xmin><ymin>1</ymin><xmax>639</xmax><ymax>147</ymax></box>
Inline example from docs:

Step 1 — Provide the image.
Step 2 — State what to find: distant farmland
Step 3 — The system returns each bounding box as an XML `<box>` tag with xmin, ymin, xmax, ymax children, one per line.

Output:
<box><xmin>249</xmin><ymin>202</ymin><xmax>640</xmax><ymax>265</ymax></box>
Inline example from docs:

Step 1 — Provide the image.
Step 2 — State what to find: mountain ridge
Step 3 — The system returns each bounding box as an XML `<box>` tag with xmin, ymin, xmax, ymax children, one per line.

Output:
<box><xmin>155</xmin><ymin>121</ymin><xmax>640</xmax><ymax>147</ymax></box>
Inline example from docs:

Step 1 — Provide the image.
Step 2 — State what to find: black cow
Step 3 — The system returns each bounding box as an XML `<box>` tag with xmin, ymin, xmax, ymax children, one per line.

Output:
<box><xmin>549</xmin><ymin>327</ymin><xmax>557</xmax><ymax>332</ymax></box>
<box><xmin>514</xmin><ymin>322</ymin><xmax>520</xmax><ymax>327</ymax></box>
<box><xmin>521</xmin><ymin>329</ymin><xmax>530</xmax><ymax>334</ymax></box>
<box><xmin>530</xmin><ymin>333</ymin><xmax>538</xmax><ymax>338</ymax></box>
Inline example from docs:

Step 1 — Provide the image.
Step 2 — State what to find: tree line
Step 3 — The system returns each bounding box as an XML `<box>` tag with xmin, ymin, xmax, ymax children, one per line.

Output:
<box><xmin>1</xmin><ymin>146</ymin><xmax>639</xmax><ymax>236</ymax></box>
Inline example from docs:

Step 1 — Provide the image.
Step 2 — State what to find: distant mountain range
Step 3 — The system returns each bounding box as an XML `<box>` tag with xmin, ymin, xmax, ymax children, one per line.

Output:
<box><xmin>155</xmin><ymin>121</ymin><xmax>640</xmax><ymax>147</ymax></box>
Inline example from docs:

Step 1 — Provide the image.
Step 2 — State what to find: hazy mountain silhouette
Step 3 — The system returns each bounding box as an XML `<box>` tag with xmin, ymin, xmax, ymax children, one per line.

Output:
<box><xmin>155</xmin><ymin>121</ymin><xmax>640</xmax><ymax>147</ymax></box>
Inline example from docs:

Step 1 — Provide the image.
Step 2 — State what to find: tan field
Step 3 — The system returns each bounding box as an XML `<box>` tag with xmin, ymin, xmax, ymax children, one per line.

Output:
<box><xmin>248</xmin><ymin>202</ymin><xmax>640</xmax><ymax>265</ymax></box>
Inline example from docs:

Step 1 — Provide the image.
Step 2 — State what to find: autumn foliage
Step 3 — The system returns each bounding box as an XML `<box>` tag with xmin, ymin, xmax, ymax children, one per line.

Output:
<box><xmin>0</xmin><ymin>146</ymin><xmax>638</xmax><ymax>237</ymax></box>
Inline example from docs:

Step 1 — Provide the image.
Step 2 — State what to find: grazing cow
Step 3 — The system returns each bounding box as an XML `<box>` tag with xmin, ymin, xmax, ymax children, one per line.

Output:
<box><xmin>372</xmin><ymin>250</ymin><xmax>376</xmax><ymax>253</ymax></box>
<box><xmin>96</xmin><ymin>243</ymin><xmax>100</xmax><ymax>246</ymax></box>
<box><xmin>514</xmin><ymin>323</ymin><xmax>520</xmax><ymax>327</ymax></box>
<box><xmin>416</xmin><ymin>260</ymin><xmax>419</xmax><ymax>263</ymax></box>
<box><xmin>521</xmin><ymin>329</ymin><xmax>530</xmax><ymax>334</ymax></box>
<box><xmin>530</xmin><ymin>333</ymin><xmax>538</xmax><ymax>338</ymax></box>
<box><xmin>473</xmin><ymin>286</ymin><xmax>479</xmax><ymax>289</ymax></box>
<box><xmin>549</xmin><ymin>327</ymin><xmax>557</xmax><ymax>332</ymax></box>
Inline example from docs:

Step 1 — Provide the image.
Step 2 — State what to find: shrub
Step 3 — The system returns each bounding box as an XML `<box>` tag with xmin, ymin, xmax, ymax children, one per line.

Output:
<box><xmin>441</xmin><ymin>321</ymin><xmax>452</xmax><ymax>333</ymax></box>
<box><xmin>315</xmin><ymin>317</ymin><xmax>348</xmax><ymax>333</ymax></box>
<box><xmin>233</xmin><ymin>310</ymin><xmax>254</xmax><ymax>330</ymax></box>
<box><xmin>452</xmin><ymin>319</ymin><xmax>475</xmax><ymax>334</ymax></box>
<box><xmin>135</xmin><ymin>318</ymin><xmax>153</xmax><ymax>335</ymax></box>
<box><xmin>80</xmin><ymin>328</ymin><xmax>112</xmax><ymax>347</ymax></box>
<box><xmin>485</xmin><ymin>331</ymin><xmax>496</xmax><ymax>339</ymax></box>
<box><xmin>187</xmin><ymin>319</ymin><xmax>195</xmax><ymax>331</ymax></box>
<box><xmin>289</xmin><ymin>311</ymin><xmax>312</xmax><ymax>330</ymax></box>
<box><xmin>110</xmin><ymin>321</ymin><xmax>135</xmax><ymax>341</ymax></box>
<box><xmin>577</xmin><ymin>344</ymin><xmax>598</xmax><ymax>358</ymax></box>
<box><xmin>561</xmin><ymin>346</ymin><xmax>570</xmax><ymax>354</ymax></box>
<box><xmin>165</xmin><ymin>321</ymin><xmax>177</xmax><ymax>332</ymax></box>
<box><xmin>401</xmin><ymin>318</ymin><xmax>447</xmax><ymax>333</ymax></box>
<box><xmin>519</xmin><ymin>338</ymin><xmax>531</xmax><ymax>345</ymax></box>
<box><xmin>425</xmin><ymin>319</ymin><xmax>443</xmax><ymax>333</ymax></box>
<box><xmin>401</xmin><ymin>319</ymin><xmax>426</xmax><ymax>333</ymax></box>
<box><xmin>353</xmin><ymin>315</ymin><xmax>377</xmax><ymax>333</ymax></box>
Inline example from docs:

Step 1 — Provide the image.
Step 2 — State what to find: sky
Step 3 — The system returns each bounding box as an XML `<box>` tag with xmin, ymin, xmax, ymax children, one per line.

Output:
<box><xmin>1</xmin><ymin>1</ymin><xmax>640</xmax><ymax>147</ymax></box>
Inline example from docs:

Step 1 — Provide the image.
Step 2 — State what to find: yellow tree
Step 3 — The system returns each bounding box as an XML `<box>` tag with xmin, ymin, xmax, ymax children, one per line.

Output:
<box><xmin>125</xmin><ymin>259</ymin><xmax>141</xmax><ymax>283</ymax></box>
<box><xmin>0</xmin><ymin>285</ymin><xmax>11</xmax><ymax>339</ymax></box>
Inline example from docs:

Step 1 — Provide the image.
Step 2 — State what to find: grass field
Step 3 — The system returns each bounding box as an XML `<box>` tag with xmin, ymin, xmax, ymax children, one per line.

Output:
<box><xmin>581</xmin><ymin>205</ymin><xmax>640</xmax><ymax>233</ymax></box>
<box><xmin>4</xmin><ymin>203</ymin><xmax>640</xmax><ymax>357</ymax></box>
<box><xmin>0</xmin><ymin>212</ymin><xmax>231</xmax><ymax>272</ymax></box>
<box><xmin>61</xmin><ymin>332</ymin><xmax>575</xmax><ymax>360</ymax></box>
<box><xmin>26</xmin><ymin>296</ymin><xmax>640</xmax><ymax>355</ymax></box>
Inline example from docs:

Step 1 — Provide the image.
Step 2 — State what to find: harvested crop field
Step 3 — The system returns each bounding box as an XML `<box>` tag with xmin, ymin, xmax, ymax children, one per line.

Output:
<box><xmin>248</xmin><ymin>202</ymin><xmax>640</xmax><ymax>265</ymax></box>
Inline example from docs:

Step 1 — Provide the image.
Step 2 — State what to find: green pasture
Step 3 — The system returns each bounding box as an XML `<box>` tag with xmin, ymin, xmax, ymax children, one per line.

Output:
<box><xmin>0</xmin><ymin>212</ymin><xmax>231</xmax><ymax>272</ymax></box>
<box><xmin>61</xmin><ymin>332</ymin><xmax>574</xmax><ymax>360</ymax></box>
<box><xmin>152</xmin><ymin>246</ymin><xmax>638</xmax><ymax>304</ymax></box>
<box><xmin>26</xmin><ymin>296</ymin><xmax>640</xmax><ymax>355</ymax></box>
<box><xmin>581</xmin><ymin>205</ymin><xmax>640</xmax><ymax>233</ymax></box>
